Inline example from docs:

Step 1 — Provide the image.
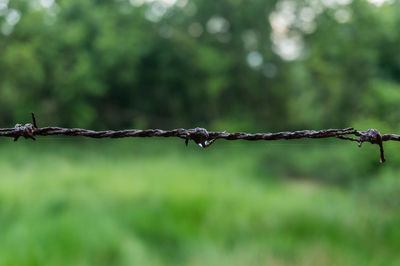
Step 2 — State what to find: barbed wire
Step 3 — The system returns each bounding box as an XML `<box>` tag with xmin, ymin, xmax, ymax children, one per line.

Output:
<box><xmin>1</xmin><ymin>113</ymin><xmax>400</xmax><ymax>163</ymax></box>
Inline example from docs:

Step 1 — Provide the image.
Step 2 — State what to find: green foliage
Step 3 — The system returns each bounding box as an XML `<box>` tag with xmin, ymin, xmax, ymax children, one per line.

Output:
<box><xmin>0</xmin><ymin>140</ymin><xmax>400</xmax><ymax>265</ymax></box>
<box><xmin>2</xmin><ymin>1</ymin><xmax>400</xmax><ymax>264</ymax></box>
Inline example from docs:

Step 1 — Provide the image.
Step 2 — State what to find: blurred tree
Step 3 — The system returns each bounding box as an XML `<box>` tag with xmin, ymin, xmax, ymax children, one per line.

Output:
<box><xmin>0</xmin><ymin>0</ymin><xmax>399</xmax><ymax>131</ymax></box>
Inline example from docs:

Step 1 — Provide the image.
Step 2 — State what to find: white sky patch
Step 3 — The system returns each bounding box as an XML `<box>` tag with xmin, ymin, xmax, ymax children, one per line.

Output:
<box><xmin>298</xmin><ymin>21</ymin><xmax>316</xmax><ymax>34</ymax></box>
<box><xmin>0</xmin><ymin>0</ymin><xmax>8</xmax><ymax>13</ymax></box>
<box><xmin>298</xmin><ymin>7</ymin><xmax>317</xmax><ymax>34</ymax></box>
<box><xmin>269</xmin><ymin>0</ymin><xmax>304</xmax><ymax>61</ymax></box>
<box><xmin>132</xmin><ymin>0</ymin><xmax>185</xmax><ymax>22</ymax></box>
<box><xmin>334</xmin><ymin>8</ymin><xmax>352</xmax><ymax>23</ymax></box>
<box><xmin>274</xmin><ymin>0</ymin><xmax>296</xmax><ymax>30</ymax></box>
<box><xmin>158</xmin><ymin>0</ymin><xmax>177</xmax><ymax>5</ymax></box>
<box><xmin>336</xmin><ymin>0</ymin><xmax>352</xmax><ymax>5</ymax></box>
<box><xmin>145</xmin><ymin>2</ymin><xmax>167</xmax><ymax>22</ymax></box>
<box><xmin>299</xmin><ymin>7</ymin><xmax>316</xmax><ymax>23</ymax></box>
<box><xmin>321</xmin><ymin>0</ymin><xmax>336</xmax><ymax>8</ymax></box>
<box><xmin>273</xmin><ymin>34</ymin><xmax>304</xmax><ymax>61</ymax></box>
<box><xmin>269</xmin><ymin>0</ymin><xmax>356</xmax><ymax>61</ymax></box>
<box><xmin>247</xmin><ymin>51</ymin><xmax>263</xmax><ymax>68</ymax></box>
<box><xmin>130</xmin><ymin>0</ymin><xmax>178</xmax><ymax>7</ymax></box>
<box><xmin>146</xmin><ymin>0</ymin><xmax>178</xmax><ymax>5</ymax></box>
<box><xmin>40</xmin><ymin>0</ymin><xmax>54</xmax><ymax>9</ymax></box>
<box><xmin>1</xmin><ymin>6</ymin><xmax>18</xmax><ymax>35</ymax></box>
<box><xmin>367</xmin><ymin>0</ymin><xmax>394</xmax><ymax>6</ymax></box>
<box><xmin>317</xmin><ymin>0</ymin><xmax>354</xmax><ymax>8</ymax></box>
<box><xmin>306</xmin><ymin>0</ymin><xmax>324</xmax><ymax>14</ymax></box>
<box><xmin>206</xmin><ymin>16</ymin><xmax>229</xmax><ymax>34</ymax></box>
<box><xmin>5</xmin><ymin>8</ymin><xmax>20</xmax><ymax>25</ymax></box>
<box><xmin>269</xmin><ymin>12</ymin><xmax>290</xmax><ymax>34</ymax></box>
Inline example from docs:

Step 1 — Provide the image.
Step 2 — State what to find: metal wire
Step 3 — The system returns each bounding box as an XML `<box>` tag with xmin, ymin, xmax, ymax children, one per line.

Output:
<box><xmin>1</xmin><ymin>113</ymin><xmax>399</xmax><ymax>163</ymax></box>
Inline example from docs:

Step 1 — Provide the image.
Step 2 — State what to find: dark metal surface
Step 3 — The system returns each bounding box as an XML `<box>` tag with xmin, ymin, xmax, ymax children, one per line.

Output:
<box><xmin>1</xmin><ymin>113</ymin><xmax>399</xmax><ymax>163</ymax></box>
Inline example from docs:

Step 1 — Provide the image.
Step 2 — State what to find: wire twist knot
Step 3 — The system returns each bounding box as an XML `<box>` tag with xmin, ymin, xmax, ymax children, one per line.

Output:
<box><xmin>358</xmin><ymin>129</ymin><xmax>385</xmax><ymax>163</ymax></box>
<box><xmin>13</xmin><ymin>123</ymin><xmax>36</xmax><ymax>141</ymax></box>
<box><xmin>184</xmin><ymin>127</ymin><xmax>215</xmax><ymax>148</ymax></box>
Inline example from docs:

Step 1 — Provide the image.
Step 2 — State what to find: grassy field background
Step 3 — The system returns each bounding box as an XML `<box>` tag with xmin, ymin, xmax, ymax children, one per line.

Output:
<box><xmin>0</xmin><ymin>138</ymin><xmax>400</xmax><ymax>265</ymax></box>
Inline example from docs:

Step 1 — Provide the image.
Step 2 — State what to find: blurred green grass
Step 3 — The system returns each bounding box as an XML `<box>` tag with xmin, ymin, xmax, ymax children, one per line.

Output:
<box><xmin>0</xmin><ymin>138</ymin><xmax>400</xmax><ymax>266</ymax></box>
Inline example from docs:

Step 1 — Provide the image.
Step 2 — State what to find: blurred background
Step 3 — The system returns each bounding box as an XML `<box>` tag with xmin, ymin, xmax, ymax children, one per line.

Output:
<box><xmin>1</xmin><ymin>0</ymin><xmax>400</xmax><ymax>265</ymax></box>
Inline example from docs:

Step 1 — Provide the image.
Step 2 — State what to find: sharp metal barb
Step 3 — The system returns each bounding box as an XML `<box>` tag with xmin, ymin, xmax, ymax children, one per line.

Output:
<box><xmin>31</xmin><ymin>112</ymin><xmax>38</xmax><ymax>129</ymax></box>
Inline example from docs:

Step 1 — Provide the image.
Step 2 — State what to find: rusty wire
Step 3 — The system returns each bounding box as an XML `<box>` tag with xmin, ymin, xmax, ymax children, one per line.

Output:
<box><xmin>1</xmin><ymin>113</ymin><xmax>400</xmax><ymax>163</ymax></box>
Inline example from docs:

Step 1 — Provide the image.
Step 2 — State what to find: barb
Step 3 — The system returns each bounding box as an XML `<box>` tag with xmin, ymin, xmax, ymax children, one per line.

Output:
<box><xmin>1</xmin><ymin>113</ymin><xmax>399</xmax><ymax>163</ymax></box>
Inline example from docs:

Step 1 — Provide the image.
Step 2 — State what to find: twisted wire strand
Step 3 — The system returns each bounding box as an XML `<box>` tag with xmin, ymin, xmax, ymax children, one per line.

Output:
<box><xmin>1</xmin><ymin>113</ymin><xmax>399</xmax><ymax>163</ymax></box>
<box><xmin>0</xmin><ymin>126</ymin><xmax>357</xmax><ymax>141</ymax></box>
